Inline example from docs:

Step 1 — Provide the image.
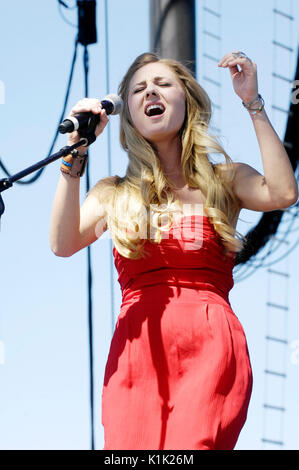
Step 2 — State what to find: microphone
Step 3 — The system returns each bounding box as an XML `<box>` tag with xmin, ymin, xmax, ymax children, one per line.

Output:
<box><xmin>58</xmin><ymin>94</ymin><xmax>123</xmax><ymax>134</ymax></box>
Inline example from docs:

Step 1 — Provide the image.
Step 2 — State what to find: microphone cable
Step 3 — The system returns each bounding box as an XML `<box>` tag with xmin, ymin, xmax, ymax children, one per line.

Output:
<box><xmin>0</xmin><ymin>35</ymin><xmax>79</xmax><ymax>183</ymax></box>
<box><xmin>58</xmin><ymin>0</ymin><xmax>97</xmax><ymax>450</ymax></box>
<box><xmin>0</xmin><ymin>1</ymin><xmax>96</xmax><ymax>450</ymax></box>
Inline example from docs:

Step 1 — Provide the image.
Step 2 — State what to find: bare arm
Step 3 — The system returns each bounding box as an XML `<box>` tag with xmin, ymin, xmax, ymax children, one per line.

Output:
<box><xmin>218</xmin><ymin>51</ymin><xmax>298</xmax><ymax>212</ymax></box>
<box><xmin>244</xmin><ymin>108</ymin><xmax>298</xmax><ymax>207</ymax></box>
<box><xmin>230</xmin><ymin>108</ymin><xmax>298</xmax><ymax>213</ymax></box>
<box><xmin>50</xmin><ymin>172</ymin><xmax>80</xmax><ymax>257</ymax></box>
<box><xmin>50</xmin><ymin>98</ymin><xmax>109</xmax><ymax>257</ymax></box>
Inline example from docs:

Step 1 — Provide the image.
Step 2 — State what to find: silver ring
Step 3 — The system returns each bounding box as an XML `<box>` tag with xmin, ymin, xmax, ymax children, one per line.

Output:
<box><xmin>232</xmin><ymin>51</ymin><xmax>252</xmax><ymax>62</ymax></box>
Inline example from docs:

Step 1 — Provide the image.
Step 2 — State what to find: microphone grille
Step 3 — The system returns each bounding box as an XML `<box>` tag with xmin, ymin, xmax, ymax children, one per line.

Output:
<box><xmin>104</xmin><ymin>94</ymin><xmax>123</xmax><ymax>115</ymax></box>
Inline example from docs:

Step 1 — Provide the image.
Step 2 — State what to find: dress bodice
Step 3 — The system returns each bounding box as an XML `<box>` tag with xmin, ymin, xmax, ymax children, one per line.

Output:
<box><xmin>113</xmin><ymin>215</ymin><xmax>235</xmax><ymax>303</ymax></box>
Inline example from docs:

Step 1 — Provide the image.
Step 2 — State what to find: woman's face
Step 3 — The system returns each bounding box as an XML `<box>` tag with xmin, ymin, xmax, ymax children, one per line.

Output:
<box><xmin>127</xmin><ymin>62</ymin><xmax>186</xmax><ymax>144</ymax></box>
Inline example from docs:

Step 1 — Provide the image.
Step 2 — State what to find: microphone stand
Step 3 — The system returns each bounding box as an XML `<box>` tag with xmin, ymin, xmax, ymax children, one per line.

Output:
<box><xmin>0</xmin><ymin>138</ymin><xmax>88</xmax><ymax>221</ymax></box>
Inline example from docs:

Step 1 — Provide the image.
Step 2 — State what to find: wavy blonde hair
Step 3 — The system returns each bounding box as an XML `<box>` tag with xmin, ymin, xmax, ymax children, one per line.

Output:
<box><xmin>89</xmin><ymin>52</ymin><xmax>246</xmax><ymax>259</ymax></box>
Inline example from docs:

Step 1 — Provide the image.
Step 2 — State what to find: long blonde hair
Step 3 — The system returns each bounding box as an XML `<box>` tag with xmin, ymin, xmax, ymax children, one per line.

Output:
<box><xmin>89</xmin><ymin>52</ymin><xmax>245</xmax><ymax>259</ymax></box>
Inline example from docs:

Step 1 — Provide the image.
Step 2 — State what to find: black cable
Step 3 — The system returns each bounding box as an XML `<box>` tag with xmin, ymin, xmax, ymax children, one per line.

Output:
<box><xmin>59</xmin><ymin>0</ymin><xmax>95</xmax><ymax>449</ymax></box>
<box><xmin>58</xmin><ymin>1</ymin><xmax>95</xmax><ymax>448</ymax></box>
<box><xmin>234</xmin><ymin>211</ymin><xmax>299</xmax><ymax>282</ymax></box>
<box><xmin>83</xmin><ymin>44</ymin><xmax>95</xmax><ymax>452</ymax></box>
<box><xmin>1</xmin><ymin>2</ymin><xmax>96</xmax><ymax>450</ymax></box>
<box><xmin>57</xmin><ymin>0</ymin><xmax>77</xmax><ymax>28</ymax></box>
<box><xmin>58</xmin><ymin>0</ymin><xmax>77</xmax><ymax>10</ymax></box>
<box><xmin>0</xmin><ymin>37</ymin><xmax>79</xmax><ymax>183</ymax></box>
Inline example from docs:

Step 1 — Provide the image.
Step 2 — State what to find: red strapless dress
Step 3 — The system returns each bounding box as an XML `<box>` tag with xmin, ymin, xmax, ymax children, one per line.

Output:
<box><xmin>102</xmin><ymin>215</ymin><xmax>252</xmax><ymax>450</ymax></box>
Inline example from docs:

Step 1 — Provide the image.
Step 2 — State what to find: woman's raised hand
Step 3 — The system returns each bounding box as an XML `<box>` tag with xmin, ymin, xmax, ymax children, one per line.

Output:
<box><xmin>218</xmin><ymin>51</ymin><xmax>258</xmax><ymax>105</ymax></box>
<box><xmin>66</xmin><ymin>98</ymin><xmax>109</xmax><ymax>153</ymax></box>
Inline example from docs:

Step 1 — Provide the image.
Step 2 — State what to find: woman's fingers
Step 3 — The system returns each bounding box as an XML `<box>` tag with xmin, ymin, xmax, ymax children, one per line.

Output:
<box><xmin>66</xmin><ymin>98</ymin><xmax>110</xmax><ymax>147</ymax></box>
<box><xmin>218</xmin><ymin>52</ymin><xmax>254</xmax><ymax>69</ymax></box>
<box><xmin>95</xmin><ymin>108</ymin><xmax>109</xmax><ymax>136</ymax></box>
<box><xmin>69</xmin><ymin>98</ymin><xmax>102</xmax><ymax>117</ymax></box>
<box><xmin>68</xmin><ymin>99</ymin><xmax>109</xmax><ymax>135</ymax></box>
<box><xmin>218</xmin><ymin>53</ymin><xmax>232</xmax><ymax>67</ymax></box>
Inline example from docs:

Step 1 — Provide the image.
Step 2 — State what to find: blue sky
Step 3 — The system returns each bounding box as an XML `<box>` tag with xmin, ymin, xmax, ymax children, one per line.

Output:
<box><xmin>0</xmin><ymin>0</ymin><xmax>299</xmax><ymax>450</ymax></box>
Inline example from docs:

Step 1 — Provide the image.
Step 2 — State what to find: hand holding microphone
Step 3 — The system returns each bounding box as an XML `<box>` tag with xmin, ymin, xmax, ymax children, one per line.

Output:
<box><xmin>60</xmin><ymin>94</ymin><xmax>123</xmax><ymax>154</ymax></box>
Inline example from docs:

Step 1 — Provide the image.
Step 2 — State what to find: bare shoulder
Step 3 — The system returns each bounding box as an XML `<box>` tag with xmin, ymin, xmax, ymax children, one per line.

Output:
<box><xmin>87</xmin><ymin>174</ymin><xmax>122</xmax><ymax>211</ymax></box>
<box><xmin>213</xmin><ymin>161</ymin><xmax>241</xmax><ymax>175</ymax></box>
<box><xmin>86</xmin><ymin>175</ymin><xmax>123</xmax><ymax>208</ymax></box>
<box><xmin>79</xmin><ymin>175</ymin><xmax>121</xmax><ymax>244</ymax></box>
<box><xmin>215</xmin><ymin>161</ymin><xmax>259</xmax><ymax>178</ymax></box>
<box><xmin>89</xmin><ymin>174</ymin><xmax>121</xmax><ymax>196</ymax></box>
<box><xmin>214</xmin><ymin>161</ymin><xmax>260</xmax><ymax>191</ymax></box>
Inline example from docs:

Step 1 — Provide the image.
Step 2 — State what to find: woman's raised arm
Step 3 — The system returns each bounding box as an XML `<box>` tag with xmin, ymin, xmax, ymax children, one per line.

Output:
<box><xmin>219</xmin><ymin>51</ymin><xmax>298</xmax><ymax>211</ymax></box>
<box><xmin>50</xmin><ymin>98</ymin><xmax>109</xmax><ymax>257</ymax></box>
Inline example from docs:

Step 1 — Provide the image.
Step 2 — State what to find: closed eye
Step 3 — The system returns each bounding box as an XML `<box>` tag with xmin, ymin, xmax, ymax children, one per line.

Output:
<box><xmin>133</xmin><ymin>88</ymin><xmax>144</xmax><ymax>94</ymax></box>
<box><xmin>133</xmin><ymin>83</ymin><xmax>171</xmax><ymax>93</ymax></box>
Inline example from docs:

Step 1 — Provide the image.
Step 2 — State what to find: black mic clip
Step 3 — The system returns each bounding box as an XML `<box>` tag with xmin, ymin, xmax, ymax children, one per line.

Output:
<box><xmin>0</xmin><ymin>178</ymin><xmax>12</xmax><ymax>218</ymax></box>
<box><xmin>75</xmin><ymin>113</ymin><xmax>100</xmax><ymax>146</ymax></box>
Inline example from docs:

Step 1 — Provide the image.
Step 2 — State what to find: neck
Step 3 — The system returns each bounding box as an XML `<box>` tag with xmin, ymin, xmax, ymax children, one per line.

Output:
<box><xmin>153</xmin><ymin>136</ymin><xmax>183</xmax><ymax>176</ymax></box>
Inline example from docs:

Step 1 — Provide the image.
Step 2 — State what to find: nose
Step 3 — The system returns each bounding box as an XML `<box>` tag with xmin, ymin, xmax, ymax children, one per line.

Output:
<box><xmin>146</xmin><ymin>86</ymin><xmax>158</xmax><ymax>98</ymax></box>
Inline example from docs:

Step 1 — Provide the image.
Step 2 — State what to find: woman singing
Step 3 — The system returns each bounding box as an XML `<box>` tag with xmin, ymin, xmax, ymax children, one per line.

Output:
<box><xmin>50</xmin><ymin>51</ymin><xmax>298</xmax><ymax>450</ymax></box>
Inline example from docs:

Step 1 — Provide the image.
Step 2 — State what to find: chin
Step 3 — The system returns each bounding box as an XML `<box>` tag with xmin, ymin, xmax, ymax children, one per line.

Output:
<box><xmin>140</xmin><ymin>128</ymin><xmax>181</xmax><ymax>144</ymax></box>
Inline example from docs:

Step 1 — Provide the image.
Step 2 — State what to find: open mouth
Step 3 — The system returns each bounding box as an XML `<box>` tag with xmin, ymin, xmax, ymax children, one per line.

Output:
<box><xmin>145</xmin><ymin>103</ymin><xmax>165</xmax><ymax>117</ymax></box>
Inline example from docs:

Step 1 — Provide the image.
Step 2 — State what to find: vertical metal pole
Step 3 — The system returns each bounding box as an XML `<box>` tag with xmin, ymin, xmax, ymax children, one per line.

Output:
<box><xmin>150</xmin><ymin>0</ymin><xmax>196</xmax><ymax>76</ymax></box>
<box><xmin>77</xmin><ymin>0</ymin><xmax>97</xmax><ymax>450</ymax></box>
<box><xmin>83</xmin><ymin>45</ymin><xmax>95</xmax><ymax>452</ymax></box>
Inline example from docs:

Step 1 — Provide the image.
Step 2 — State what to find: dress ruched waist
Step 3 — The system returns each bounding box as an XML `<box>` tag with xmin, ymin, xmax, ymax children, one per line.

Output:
<box><xmin>121</xmin><ymin>267</ymin><xmax>233</xmax><ymax>304</ymax></box>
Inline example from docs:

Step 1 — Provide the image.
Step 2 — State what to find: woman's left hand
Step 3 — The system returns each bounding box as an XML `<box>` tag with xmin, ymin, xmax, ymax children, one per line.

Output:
<box><xmin>218</xmin><ymin>51</ymin><xmax>258</xmax><ymax>104</ymax></box>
